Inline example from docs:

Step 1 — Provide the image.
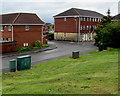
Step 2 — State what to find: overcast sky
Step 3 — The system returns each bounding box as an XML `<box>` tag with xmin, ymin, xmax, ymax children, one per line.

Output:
<box><xmin>0</xmin><ymin>0</ymin><xmax>119</xmax><ymax>23</ymax></box>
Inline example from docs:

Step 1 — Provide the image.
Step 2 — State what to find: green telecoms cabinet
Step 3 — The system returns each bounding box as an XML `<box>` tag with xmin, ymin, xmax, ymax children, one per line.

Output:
<box><xmin>9</xmin><ymin>59</ymin><xmax>16</xmax><ymax>72</ymax></box>
<box><xmin>17</xmin><ymin>55</ymin><xmax>31</xmax><ymax>71</ymax></box>
<box><xmin>72</xmin><ymin>51</ymin><xmax>79</xmax><ymax>59</ymax></box>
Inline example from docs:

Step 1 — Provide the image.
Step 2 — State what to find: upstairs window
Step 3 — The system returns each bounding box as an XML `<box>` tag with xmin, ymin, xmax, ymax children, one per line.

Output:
<box><xmin>87</xmin><ymin>17</ymin><xmax>89</xmax><ymax>21</ymax></box>
<box><xmin>64</xmin><ymin>18</ymin><xmax>66</xmax><ymax>21</ymax></box>
<box><xmin>1</xmin><ymin>38</ymin><xmax>4</xmax><ymax>41</ymax></box>
<box><xmin>8</xmin><ymin>26</ymin><xmax>12</xmax><ymax>31</ymax></box>
<box><xmin>87</xmin><ymin>26</ymin><xmax>89</xmax><ymax>30</ymax></box>
<box><xmin>0</xmin><ymin>25</ymin><xmax>4</xmax><ymax>31</ymax></box>
<box><xmin>89</xmin><ymin>18</ymin><xmax>91</xmax><ymax>21</ymax></box>
<box><xmin>80</xmin><ymin>26</ymin><xmax>82</xmax><ymax>30</ymax></box>
<box><xmin>84</xmin><ymin>17</ymin><xmax>86</xmax><ymax>21</ymax></box>
<box><xmin>25</xmin><ymin>25</ymin><xmax>29</xmax><ymax>31</ymax></box>
<box><xmin>80</xmin><ymin>17</ymin><xmax>83</xmax><ymax>21</ymax></box>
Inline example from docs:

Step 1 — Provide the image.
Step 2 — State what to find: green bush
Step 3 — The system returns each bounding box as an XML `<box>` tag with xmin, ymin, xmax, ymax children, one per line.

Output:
<box><xmin>42</xmin><ymin>44</ymin><xmax>49</xmax><ymax>48</ymax></box>
<box><xmin>95</xmin><ymin>22</ymin><xmax>120</xmax><ymax>48</ymax></box>
<box><xmin>17</xmin><ymin>47</ymin><xmax>28</xmax><ymax>51</ymax></box>
<box><xmin>35</xmin><ymin>40</ymin><xmax>42</xmax><ymax>48</ymax></box>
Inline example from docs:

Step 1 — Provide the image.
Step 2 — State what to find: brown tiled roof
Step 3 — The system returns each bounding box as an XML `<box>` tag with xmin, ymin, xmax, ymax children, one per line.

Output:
<box><xmin>0</xmin><ymin>13</ymin><xmax>45</xmax><ymax>24</ymax></box>
<box><xmin>112</xmin><ymin>14</ymin><xmax>120</xmax><ymax>21</ymax></box>
<box><xmin>54</xmin><ymin>8</ymin><xmax>103</xmax><ymax>18</ymax></box>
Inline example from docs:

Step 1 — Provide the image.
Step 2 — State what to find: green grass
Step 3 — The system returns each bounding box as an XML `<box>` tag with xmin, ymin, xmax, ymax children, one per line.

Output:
<box><xmin>2</xmin><ymin>49</ymin><xmax>119</xmax><ymax>94</ymax></box>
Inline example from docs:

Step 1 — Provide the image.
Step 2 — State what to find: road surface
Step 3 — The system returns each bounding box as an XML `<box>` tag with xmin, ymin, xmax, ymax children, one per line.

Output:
<box><xmin>1</xmin><ymin>41</ymin><xmax>98</xmax><ymax>72</ymax></box>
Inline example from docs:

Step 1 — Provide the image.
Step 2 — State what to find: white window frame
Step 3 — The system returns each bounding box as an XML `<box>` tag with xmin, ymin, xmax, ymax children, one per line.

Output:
<box><xmin>2</xmin><ymin>38</ymin><xmax>4</xmax><ymax>41</ymax></box>
<box><xmin>8</xmin><ymin>25</ymin><xmax>12</xmax><ymax>31</ymax></box>
<box><xmin>87</xmin><ymin>26</ymin><xmax>89</xmax><ymax>30</ymax></box>
<box><xmin>80</xmin><ymin>26</ymin><xmax>82</xmax><ymax>30</ymax></box>
<box><xmin>87</xmin><ymin>17</ymin><xmax>89</xmax><ymax>21</ymax></box>
<box><xmin>64</xmin><ymin>17</ymin><xmax>66</xmax><ymax>21</ymax></box>
<box><xmin>0</xmin><ymin>25</ymin><xmax>4</xmax><ymax>31</ymax></box>
<box><xmin>80</xmin><ymin>17</ymin><xmax>82</xmax><ymax>21</ymax></box>
<box><xmin>8</xmin><ymin>38</ymin><xmax>11</xmax><ymax>41</ymax></box>
<box><xmin>83</xmin><ymin>26</ymin><xmax>85</xmax><ymax>30</ymax></box>
<box><xmin>89</xmin><ymin>18</ymin><xmax>91</xmax><ymax>21</ymax></box>
<box><xmin>25</xmin><ymin>25</ymin><xmax>29</xmax><ymax>31</ymax></box>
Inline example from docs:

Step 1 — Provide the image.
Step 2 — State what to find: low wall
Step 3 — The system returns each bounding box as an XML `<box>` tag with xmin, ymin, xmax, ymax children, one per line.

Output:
<box><xmin>0</xmin><ymin>42</ymin><xmax>17</xmax><ymax>53</ymax></box>
<box><xmin>54</xmin><ymin>32</ymin><xmax>96</xmax><ymax>41</ymax></box>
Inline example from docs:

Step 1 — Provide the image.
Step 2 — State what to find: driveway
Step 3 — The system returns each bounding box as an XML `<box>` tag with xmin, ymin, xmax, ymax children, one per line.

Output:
<box><xmin>1</xmin><ymin>41</ymin><xmax>98</xmax><ymax>72</ymax></box>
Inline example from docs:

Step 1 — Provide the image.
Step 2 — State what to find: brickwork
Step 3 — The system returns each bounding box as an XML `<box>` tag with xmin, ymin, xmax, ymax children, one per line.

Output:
<box><xmin>1</xmin><ymin>25</ymin><xmax>43</xmax><ymax>48</ymax></box>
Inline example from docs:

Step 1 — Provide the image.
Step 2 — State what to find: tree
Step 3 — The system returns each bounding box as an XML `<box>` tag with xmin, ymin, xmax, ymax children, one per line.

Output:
<box><xmin>94</xmin><ymin>9</ymin><xmax>120</xmax><ymax>48</ymax></box>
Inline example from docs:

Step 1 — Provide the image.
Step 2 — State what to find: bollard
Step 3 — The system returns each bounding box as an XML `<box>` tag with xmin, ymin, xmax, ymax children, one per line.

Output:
<box><xmin>9</xmin><ymin>59</ymin><xmax>16</xmax><ymax>72</ymax></box>
<box><xmin>17</xmin><ymin>55</ymin><xmax>31</xmax><ymax>71</ymax></box>
<box><xmin>72</xmin><ymin>51</ymin><xmax>79</xmax><ymax>59</ymax></box>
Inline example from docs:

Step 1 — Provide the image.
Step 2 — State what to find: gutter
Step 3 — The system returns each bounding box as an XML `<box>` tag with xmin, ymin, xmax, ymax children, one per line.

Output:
<box><xmin>54</xmin><ymin>15</ymin><xmax>103</xmax><ymax>19</ymax></box>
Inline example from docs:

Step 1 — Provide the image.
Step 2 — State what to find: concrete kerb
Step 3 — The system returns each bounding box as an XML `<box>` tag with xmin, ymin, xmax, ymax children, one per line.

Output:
<box><xmin>2</xmin><ymin>44</ymin><xmax>57</xmax><ymax>58</ymax></box>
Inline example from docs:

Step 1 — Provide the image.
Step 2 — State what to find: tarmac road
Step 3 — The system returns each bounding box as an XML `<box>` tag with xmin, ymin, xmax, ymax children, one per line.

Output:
<box><xmin>1</xmin><ymin>41</ymin><xmax>98</xmax><ymax>72</ymax></box>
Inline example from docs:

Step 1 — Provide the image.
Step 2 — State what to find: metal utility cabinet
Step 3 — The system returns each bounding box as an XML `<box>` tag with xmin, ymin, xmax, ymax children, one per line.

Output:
<box><xmin>17</xmin><ymin>55</ymin><xmax>31</xmax><ymax>71</ymax></box>
<box><xmin>72</xmin><ymin>51</ymin><xmax>79</xmax><ymax>59</ymax></box>
<box><xmin>9</xmin><ymin>59</ymin><xmax>16</xmax><ymax>72</ymax></box>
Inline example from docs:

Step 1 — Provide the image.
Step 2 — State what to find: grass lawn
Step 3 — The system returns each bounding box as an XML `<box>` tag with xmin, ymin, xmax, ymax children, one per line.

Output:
<box><xmin>2</xmin><ymin>49</ymin><xmax>119</xmax><ymax>94</ymax></box>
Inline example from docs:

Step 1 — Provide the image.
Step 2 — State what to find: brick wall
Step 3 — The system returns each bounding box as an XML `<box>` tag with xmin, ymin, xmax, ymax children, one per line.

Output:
<box><xmin>54</xmin><ymin>17</ymin><xmax>100</xmax><ymax>41</ymax></box>
<box><xmin>13</xmin><ymin>25</ymin><xmax>43</xmax><ymax>48</ymax></box>
<box><xmin>55</xmin><ymin>17</ymin><xmax>79</xmax><ymax>33</ymax></box>
<box><xmin>55</xmin><ymin>17</ymin><xmax>100</xmax><ymax>33</ymax></box>
<box><xmin>0</xmin><ymin>42</ymin><xmax>17</xmax><ymax>53</ymax></box>
<box><xmin>1</xmin><ymin>25</ymin><xmax>43</xmax><ymax>48</ymax></box>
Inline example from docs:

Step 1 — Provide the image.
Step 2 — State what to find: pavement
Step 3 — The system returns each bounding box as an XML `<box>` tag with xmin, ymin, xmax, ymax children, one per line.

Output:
<box><xmin>2</xmin><ymin>44</ymin><xmax>57</xmax><ymax>58</ymax></box>
<box><xmin>2</xmin><ymin>41</ymin><xmax>98</xmax><ymax>73</ymax></box>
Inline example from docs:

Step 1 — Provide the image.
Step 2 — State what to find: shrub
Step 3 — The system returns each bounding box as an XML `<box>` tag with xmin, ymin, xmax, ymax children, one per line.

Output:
<box><xmin>95</xmin><ymin>22</ymin><xmax>120</xmax><ymax>48</ymax></box>
<box><xmin>35</xmin><ymin>40</ymin><xmax>42</xmax><ymax>48</ymax></box>
<box><xmin>42</xmin><ymin>44</ymin><xmax>49</xmax><ymax>48</ymax></box>
<box><xmin>17</xmin><ymin>47</ymin><xmax>28</xmax><ymax>51</ymax></box>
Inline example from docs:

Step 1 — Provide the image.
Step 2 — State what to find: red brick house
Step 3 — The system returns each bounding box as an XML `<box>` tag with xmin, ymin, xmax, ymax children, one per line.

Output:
<box><xmin>0</xmin><ymin>13</ymin><xmax>45</xmax><ymax>52</ymax></box>
<box><xmin>54</xmin><ymin>8</ymin><xmax>103</xmax><ymax>41</ymax></box>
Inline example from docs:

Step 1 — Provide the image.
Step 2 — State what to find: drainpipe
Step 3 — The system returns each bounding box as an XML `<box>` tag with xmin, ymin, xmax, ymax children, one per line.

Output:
<box><xmin>78</xmin><ymin>17</ymin><xmax>81</xmax><ymax>45</ymax></box>
<box><xmin>42</xmin><ymin>25</ymin><xmax>44</xmax><ymax>44</ymax></box>
<box><xmin>11</xmin><ymin>25</ymin><xmax>14</xmax><ymax>41</ymax></box>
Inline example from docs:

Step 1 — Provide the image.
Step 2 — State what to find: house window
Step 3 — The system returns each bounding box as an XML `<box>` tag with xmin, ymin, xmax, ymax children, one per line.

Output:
<box><xmin>89</xmin><ymin>18</ymin><xmax>91</xmax><ymax>21</ymax></box>
<box><xmin>91</xmin><ymin>18</ymin><xmax>93</xmax><ymax>22</ymax></box>
<box><xmin>8</xmin><ymin>26</ymin><xmax>12</xmax><ymax>31</ymax></box>
<box><xmin>83</xmin><ymin>17</ymin><xmax>85</xmax><ymax>21</ymax></box>
<box><xmin>96</xmin><ymin>18</ymin><xmax>98</xmax><ymax>22</ymax></box>
<box><xmin>2</xmin><ymin>38</ymin><xmax>4</xmax><ymax>41</ymax></box>
<box><xmin>87</xmin><ymin>26</ymin><xmax>89</xmax><ymax>30</ymax></box>
<box><xmin>80</xmin><ymin>17</ymin><xmax>83</xmax><ymax>21</ymax></box>
<box><xmin>98</xmin><ymin>18</ymin><xmax>101</xmax><ymax>22</ymax></box>
<box><xmin>89</xmin><ymin>26</ymin><xmax>91</xmax><ymax>29</ymax></box>
<box><xmin>64</xmin><ymin>18</ymin><xmax>66</xmax><ymax>21</ymax></box>
<box><xmin>87</xmin><ymin>18</ymin><xmax>89</xmax><ymax>21</ymax></box>
<box><xmin>8</xmin><ymin>38</ymin><xmax>11</xmax><ymax>41</ymax></box>
<box><xmin>25</xmin><ymin>25</ymin><xmax>29</xmax><ymax>31</ymax></box>
<box><xmin>0</xmin><ymin>25</ymin><xmax>4</xmax><ymax>31</ymax></box>
<box><xmin>95</xmin><ymin>18</ymin><xmax>97</xmax><ymax>22</ymax></box>
<box><xmin>6</xmin><ymin>38</ymin><xmax>8</xmax><ymax>41</ymax></box>
<box><xmin>23</xmin><ymin>43</ymin><xmax>29</xmax><ymax>47</ymax></box>
<box><xmin>83</xmin><ymin>26</ymin><xmax>85</xmax><ymax>30</ymax></box>
<box><xmin>80</xmin><ymin>26</ymin><xmax>82</xmax><ymax>30</ymax></box>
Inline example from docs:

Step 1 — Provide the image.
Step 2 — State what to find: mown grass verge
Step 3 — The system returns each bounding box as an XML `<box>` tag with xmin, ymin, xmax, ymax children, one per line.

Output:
<box><xmin>2</xmin><ymin>49</ymin><xmax>119</xmax><ymax>94</ymax></box>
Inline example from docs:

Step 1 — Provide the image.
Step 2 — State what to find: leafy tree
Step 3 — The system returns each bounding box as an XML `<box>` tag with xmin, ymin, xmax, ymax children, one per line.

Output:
<box><xmin>94</xmin><ymin>9</ymin><xmax>120</xmax><ymax>48</ymax></box>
